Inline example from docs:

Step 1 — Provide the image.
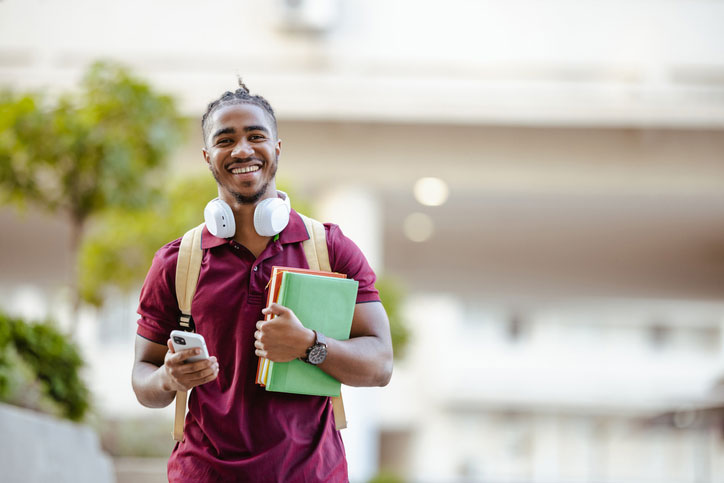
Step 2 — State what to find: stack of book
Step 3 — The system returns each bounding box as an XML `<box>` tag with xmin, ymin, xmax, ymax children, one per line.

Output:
<box><xmin>256</xmin><ymin>266</ymin><xmax>358</xmax><ymax>397</ymax></box>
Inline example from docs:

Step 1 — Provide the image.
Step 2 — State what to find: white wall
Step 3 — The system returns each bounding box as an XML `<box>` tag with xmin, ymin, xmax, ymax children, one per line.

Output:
<box><xmin>0</xmin><ymin>403</ymin><xmax>114</xmax><ymax>483</ymax></box>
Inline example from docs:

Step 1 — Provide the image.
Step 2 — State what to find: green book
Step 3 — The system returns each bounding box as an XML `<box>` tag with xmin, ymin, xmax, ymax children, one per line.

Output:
<box><xmin>265</xmin><ymin>272</ymin><xmax>358</xmax><ymax>396</ymax></box>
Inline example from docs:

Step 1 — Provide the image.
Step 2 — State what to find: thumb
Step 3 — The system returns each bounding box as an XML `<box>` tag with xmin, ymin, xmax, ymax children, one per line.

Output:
<box><xmin>167</xmin><ymin>338</ymin><xmax>176</xmax><ymax>354</ymax></box>
<box><xmin>263</xmin><ymin>303</ymin><xmax>289</xmax><ymax>317</ymax></box>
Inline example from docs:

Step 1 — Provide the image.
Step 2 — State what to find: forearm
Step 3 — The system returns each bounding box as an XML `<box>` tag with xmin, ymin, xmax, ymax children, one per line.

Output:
<box><xmin>132</xmin><ymin>361</ymin><xmax>176</xmax><ymax>408</ymax></box>
<box><xmin>257</xmin><ymin>301</ymin><xmax>394</xmax><ymax>387</ymax></box>
<box><xmin>319</xmin><ymin>334</ymin><xmax>393</xmax><ymax>387</ymax></box>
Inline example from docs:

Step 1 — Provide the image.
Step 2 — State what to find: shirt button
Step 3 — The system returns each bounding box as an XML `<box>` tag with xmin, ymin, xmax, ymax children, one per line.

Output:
<box><xmin>234</xmin><ymin>245</ymin><xmax>240</xmax><ymax>250</ymax></box>
<box><xmin>253</xmin><ymin>266</ymin><xmax>258</xmax><ymax>272</ymax></box>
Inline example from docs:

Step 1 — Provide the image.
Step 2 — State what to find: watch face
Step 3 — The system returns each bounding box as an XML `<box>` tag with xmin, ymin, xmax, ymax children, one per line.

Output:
<box><xmin>307</xmin><ymin>344</ymin><xmax>327</xmax><ymax>365</ymax></box>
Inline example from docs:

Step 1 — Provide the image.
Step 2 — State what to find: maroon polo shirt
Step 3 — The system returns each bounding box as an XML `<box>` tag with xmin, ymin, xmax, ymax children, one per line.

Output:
<box><xmin>137</xmin><ymin>210</ymin><xmax>380</xmax><ymax>482</ymax></box>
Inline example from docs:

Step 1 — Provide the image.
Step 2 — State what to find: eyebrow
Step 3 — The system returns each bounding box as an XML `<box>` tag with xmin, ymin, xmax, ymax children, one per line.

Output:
<box><xmin>244</xmin><ymin>125</ymin><xmax>270</xmax><ymax>135</ymax></box>
<box><xmin>211</xmin><ymin>127</ymin><xmax>235</xmax><ymax>140</ymax></box>
<box><xmin>211</xmin><ymin>125</ymin><xmax>270</xmax><ymax>141</ymax></box>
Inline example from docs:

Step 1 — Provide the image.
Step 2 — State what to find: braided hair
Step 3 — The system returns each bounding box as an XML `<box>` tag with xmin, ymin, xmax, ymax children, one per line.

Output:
<box><xmin>201</xmin><ymin>79</ymin><xmax>277</xmax><ymax>144</ymax></box>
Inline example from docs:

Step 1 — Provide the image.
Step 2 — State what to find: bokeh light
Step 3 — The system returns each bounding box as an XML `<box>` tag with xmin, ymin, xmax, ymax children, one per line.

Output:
<box><xmin>403</xmin><ymin>212</ymin><xmax>434</xmax><ymax>243</ymax></box>
<box><xmin>413</xmin><ymin>177</ymin><xmax>449</xmax><ymax>207</ymax></box>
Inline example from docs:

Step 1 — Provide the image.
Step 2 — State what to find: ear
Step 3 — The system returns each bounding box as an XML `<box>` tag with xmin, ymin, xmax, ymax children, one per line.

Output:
<box><xmin>275</xmin><ymin>139</ymin><xmax>282</xmax><ymax>158</ymax></box>
<box><xmin>202</xmin><ymin>148</ymin><xmax>211</xmax><ymax>168</ymax></box>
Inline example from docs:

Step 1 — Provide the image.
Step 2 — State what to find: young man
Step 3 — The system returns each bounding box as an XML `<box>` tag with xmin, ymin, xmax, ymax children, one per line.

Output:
<box><xmin>132</xmin><ymin>84</ymin><xmax>393</xmax><ymax>481</ymax></box>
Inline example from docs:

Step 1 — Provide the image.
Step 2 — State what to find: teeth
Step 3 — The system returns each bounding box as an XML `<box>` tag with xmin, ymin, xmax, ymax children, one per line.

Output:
<box><xmin>230</xmin><ymin>166</ymin><xmax>260</xmax><ymax>174</ymax></box>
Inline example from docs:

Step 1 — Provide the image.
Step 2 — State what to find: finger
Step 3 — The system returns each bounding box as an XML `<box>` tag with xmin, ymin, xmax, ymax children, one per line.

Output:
<box><xmin>186</xmin><ymin>363</ymin><xmax>218</xmax><ymax>383</ymax></box>
<box><xmin>173</xmin><ymin>348</ymin><xmax>205</xmax><ymax>364</ymax></box>
<box><xmin>167</xmin><ymin>339</ymin><xmax>175</xmax><ymax>353</ymax></box>
<box><xmin>256</xmin><ymin>320</ymin><xmax>264</xmax><ymax>331</ymax></box>
<box><xmin>181</xmin><ymin>371</ymin><xmax>217</xmax><ymax>390</ymax></box>
<box><xmin>171</xmin><ymin>362</ymin><xmax>216</xmax><ymax>384</ymax></box>
<box><xmin>178</xmin><ymin>357</ymin><xmax>214</xmax><ymax>373</ymax></box>
<box><xmin>254</xmin><ymin>340</ymin><xmax>264</xmax><ymax>350</ymax></box>
<box><xmin>255</xmin><ymin>348</ymin><xmax>267</xmax><ymax>358</ymax></box>
<box><xmin>193</xmin><ymin>370</ymin><xmax>219</xmax><ymax>386</ymax></box>
<box><xmin>266</xmin><ymin>303</ymin><xmax>290</xmax><ymax>317</ymax></box>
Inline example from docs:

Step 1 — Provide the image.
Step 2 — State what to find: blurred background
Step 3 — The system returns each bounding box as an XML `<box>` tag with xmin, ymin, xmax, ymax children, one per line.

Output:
<box><xmin>1</xmin><ymin>0</ymin><xmax>724</xmax><ymax>482</ymax></box>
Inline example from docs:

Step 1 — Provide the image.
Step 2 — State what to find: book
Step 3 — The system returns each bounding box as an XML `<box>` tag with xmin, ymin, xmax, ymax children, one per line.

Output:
<box><xmin>256</xmin><ymin>266</ymin><xmax>347</xmax><ymax>385</ymax></box>
<box><xmin>263</xmin><ymin>271</ymin><xmax>358</xmax><ymax>396</ymax></box>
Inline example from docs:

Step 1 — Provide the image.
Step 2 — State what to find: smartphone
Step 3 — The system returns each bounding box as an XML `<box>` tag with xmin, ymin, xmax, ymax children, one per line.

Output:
<box><xmin>170</xmin><ymin>330</ymin><xmax>210</xmax><ymax>363</ymax></box>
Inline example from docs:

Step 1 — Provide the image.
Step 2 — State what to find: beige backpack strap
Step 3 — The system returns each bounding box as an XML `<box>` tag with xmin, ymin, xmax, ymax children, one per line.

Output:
<box><xmin>175</xmin><ymin>223</ymin><xmax>205</xmax><ymax>329</ymax></box>
<box><xmin>300</xmin><ymin>214</ymin><xmax>347</xmax><ymax>430</ymax></box>
<box><xmin>299</xmin><ymin>214</ymin><xmax>331</xmax><ymax>272</ymax></box>
<box><xmin>172</xmin><ymin>223</ymin><xmax>205</xmax><ymax>442</ymax></box>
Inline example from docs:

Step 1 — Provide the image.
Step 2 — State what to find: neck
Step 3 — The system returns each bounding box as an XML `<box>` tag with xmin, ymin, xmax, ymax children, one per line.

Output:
<box><xmin>219</xmin><ymin>190</ymin><xmax>277</xmax><ymax>257</ymax></box>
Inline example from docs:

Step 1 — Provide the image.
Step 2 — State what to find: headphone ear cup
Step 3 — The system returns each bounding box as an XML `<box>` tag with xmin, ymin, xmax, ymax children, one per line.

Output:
<box><xmin>204</xmin><ymin>198</ymin><xmax>236</xmax><ymax>238</ymax></box>
<box><xmin>254</xmin><ymin>195</ymin><xmax>291</xmax><ymax>237</ymax></box>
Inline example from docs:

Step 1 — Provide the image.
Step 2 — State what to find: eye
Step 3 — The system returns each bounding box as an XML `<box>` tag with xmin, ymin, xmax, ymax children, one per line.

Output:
<box><xmin>249</xmin><ymin>134</ymin><xmax>267</xmax><ymax>141</ymax></box>
<box><xmin>216</xmin><ymin>138</ymin><xmax>232</xmax><ymax>146</ymax></box>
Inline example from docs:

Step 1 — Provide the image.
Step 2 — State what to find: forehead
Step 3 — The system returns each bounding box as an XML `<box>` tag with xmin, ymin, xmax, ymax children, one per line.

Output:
<box><xmin>207</xmin><ymin>103</ymin><xmax>275</xmax><ymax>137</ymax></box>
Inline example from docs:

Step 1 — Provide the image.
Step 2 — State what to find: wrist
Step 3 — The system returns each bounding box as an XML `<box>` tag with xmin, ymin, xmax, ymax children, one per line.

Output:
<box><xmin>301</xmin><ymin>330</ymin><xmax>328</xmax><ymax>365</ymax></box>
<box><xmin>299</xmin><ymin>328</ymin><xmax>315</xmax><ymax>359</ymax></box>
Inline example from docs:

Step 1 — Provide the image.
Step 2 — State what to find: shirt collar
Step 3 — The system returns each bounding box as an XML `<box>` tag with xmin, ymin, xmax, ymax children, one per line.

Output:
<box><xmin>200</xmin><ymin>224</ymin><xmax>227</xmax><ymax>249</ymax></box>
<box><xmin>200</xmin><ymin>209</ymin><xmax>310</xmax><ymax>250</ymax></box>
<box><xmin>278</xmin><ymin>210</ymin><xmax>310</xmax><ymax>245</ymax></box>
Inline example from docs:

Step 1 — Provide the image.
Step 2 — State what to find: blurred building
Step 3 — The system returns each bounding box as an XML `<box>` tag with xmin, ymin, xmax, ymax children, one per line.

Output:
<box><xmin>2</xmin><ymin>1</ymin><xmax>724</xmax><ymax>482</ymax></box>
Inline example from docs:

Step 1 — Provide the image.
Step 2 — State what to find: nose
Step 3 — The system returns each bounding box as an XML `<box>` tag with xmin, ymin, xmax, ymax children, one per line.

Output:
<box><xmin>231</xmin><ymin>139</ymin><xmax>254</xmax><ymax>158</ymax></box>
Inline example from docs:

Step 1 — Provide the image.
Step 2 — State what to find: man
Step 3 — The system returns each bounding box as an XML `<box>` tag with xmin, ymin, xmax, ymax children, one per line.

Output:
<box><xmin>132</xmin><ymin>83</ymin><xmax>393</xmax><ymax>481</ymax></box>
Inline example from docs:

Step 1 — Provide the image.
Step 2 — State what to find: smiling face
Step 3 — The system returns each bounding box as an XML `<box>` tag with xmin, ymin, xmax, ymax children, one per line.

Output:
<box><xmin>202</xmin><ymin>103</ymin><xmax>282</xmax><ymax>206</ymax></box>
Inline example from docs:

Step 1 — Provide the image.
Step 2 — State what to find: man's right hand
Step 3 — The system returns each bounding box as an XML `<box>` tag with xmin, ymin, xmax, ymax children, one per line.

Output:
<box><xmin>162</xmin><ymin>339</ymin><xmax>219</xmax><ymax>392</ymax></box>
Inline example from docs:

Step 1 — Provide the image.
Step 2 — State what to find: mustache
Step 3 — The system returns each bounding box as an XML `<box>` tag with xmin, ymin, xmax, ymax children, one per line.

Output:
<box><xmin>231</xmin><ymin>156</ymin><xmax>264</xmax><ymax>164</ymax></box>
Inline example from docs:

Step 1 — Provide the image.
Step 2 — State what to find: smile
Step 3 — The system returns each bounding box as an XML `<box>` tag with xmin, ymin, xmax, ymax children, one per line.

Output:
<box><xmin>230</xmin><ymin>166</ymin><xmax>260</xmax><ymax>174</ymax></box>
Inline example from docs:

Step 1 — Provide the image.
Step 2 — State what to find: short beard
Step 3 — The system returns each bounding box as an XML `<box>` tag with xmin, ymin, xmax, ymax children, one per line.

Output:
<box><xmin>210</xmin><ymin>156</ymin><xmax>278</xmax><ymax>205</ymax></box>
<box><xmin>230</xmin><ymin>180</ymin><xmax>270</xmax><ymax>205</ymax></box>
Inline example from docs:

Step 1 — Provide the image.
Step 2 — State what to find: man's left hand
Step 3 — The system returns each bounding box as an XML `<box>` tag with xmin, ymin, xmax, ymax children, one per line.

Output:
<box><xmin>255</xmin><ymin>303</ymin><xmax>315</xmax><ymax>362</ymax></box>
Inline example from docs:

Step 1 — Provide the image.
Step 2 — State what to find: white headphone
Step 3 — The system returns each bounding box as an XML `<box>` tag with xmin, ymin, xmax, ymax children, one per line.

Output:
<box><xmin>204</xmin><ymin>191</ymin><xmax>291</xmax><ymax>238</ymax></box>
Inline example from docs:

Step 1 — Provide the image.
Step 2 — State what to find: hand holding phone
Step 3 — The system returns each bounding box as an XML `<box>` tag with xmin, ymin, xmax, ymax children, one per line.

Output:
<box><xmin>170</xmin><ymin>330</ymin><xmax>209</xmax><ymax>363</ymax></box>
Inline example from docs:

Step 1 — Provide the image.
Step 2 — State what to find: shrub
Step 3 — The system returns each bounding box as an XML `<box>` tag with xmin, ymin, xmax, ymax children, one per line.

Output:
<box><xmin>0</xmin><ymin>311</ymin><xmax>90</xmax><ymax>421</ymax></box>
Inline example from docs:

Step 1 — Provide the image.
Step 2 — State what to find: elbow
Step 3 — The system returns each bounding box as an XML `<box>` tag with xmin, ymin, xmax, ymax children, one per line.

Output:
<box><xmin>377</xmin><ymin>367</ymin><xmax>392</xmax><ymax>387</ymax></box>
<box><xmin>375</xmin><ymin>353</ymin><xmax>394</xmax><ymax>387</ymax></box>
<box><xmin>131</xmin><ymin>378</ymin><xmax>153</xmax><ymax>408</ymax></box>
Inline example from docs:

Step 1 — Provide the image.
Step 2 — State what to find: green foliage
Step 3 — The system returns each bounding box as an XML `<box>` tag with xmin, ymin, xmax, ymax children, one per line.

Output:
<box><xmin>0</xmin><ymin>61</ymin><xmax>184</xmax><ymax>222</ymax></box>
<box><xmin>368</xmin><ymin>471</ymin><xmax>406</xmax><ymax>483</ymax></box>
<box><xmin>79</xmin><ymin>173</ymin><xmax>217</xmax><ymax>305</ymax></box>
<box><xmin>0</xmin><ymin>311</ymin><xmax>90</xmax><ymax>421</ymax></box>
<box><xmin>375</xmin><ymin>277</ymin><xmax>411</xmax><ymax>359</ymax></box>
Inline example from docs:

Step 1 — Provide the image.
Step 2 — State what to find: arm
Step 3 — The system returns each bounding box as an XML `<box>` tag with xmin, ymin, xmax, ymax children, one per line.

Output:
<box><xmin>132</xmin><ymin>335</ymin><xmax>219</xmax><ymax>408</ymax></box>
<box><xmin>254</xmin><ymin>301</ymin><xmax>393</xmax><ymax>387</ymax></box>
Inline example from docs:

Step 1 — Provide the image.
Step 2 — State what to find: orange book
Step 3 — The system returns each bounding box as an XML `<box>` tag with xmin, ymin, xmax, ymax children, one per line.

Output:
<box><xmin>256</xmin><ymin>266</ymin><xmax>346</xmax><ymax>386</ymax></box>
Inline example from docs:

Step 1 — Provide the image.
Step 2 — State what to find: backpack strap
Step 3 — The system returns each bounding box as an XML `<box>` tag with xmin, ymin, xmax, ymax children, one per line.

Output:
<box><xmin>172</xmin><ymin>223</ymin><xmax>204</xmax><ymax>442</ymax></box>
<box><xmin>175</xmin><ymin>223</ymin><xmax>205</xmax><ymax>330</ymax></box>
<box><xmin>299</xmin><ymin>213</ymin><xmax>331</xmax><ymax>272</ymax></box>
<box><xmin>299</xmin><ymin>214</ymin><xmax>347</xmax><ymax>430</ymax></box>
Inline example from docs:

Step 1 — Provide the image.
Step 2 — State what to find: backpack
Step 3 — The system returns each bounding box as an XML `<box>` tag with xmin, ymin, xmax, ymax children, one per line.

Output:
<box><xmin>172</xmin><ymin>214</ymin><xmax>347</xmax><ymax>441</ymax></box>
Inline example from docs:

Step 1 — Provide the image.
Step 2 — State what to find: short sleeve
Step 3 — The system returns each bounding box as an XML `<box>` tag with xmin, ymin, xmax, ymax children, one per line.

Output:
<box><xmin>325</xmin><ymin>224</ymin><xmax>380</xmax><ymax>304</ymax></box>
<box><xmin>136</xmin><ymin>239</ymin><xmax>183</xmax><ymax>344</ymax></box>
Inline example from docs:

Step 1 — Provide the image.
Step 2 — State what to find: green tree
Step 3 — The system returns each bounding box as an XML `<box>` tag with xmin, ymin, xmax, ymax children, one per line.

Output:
<box><xmin>79</xmin><ymin>172</ymin><xmax>217</xmax><ymax>306</ymax></box>
<box><xmin>0</xmin><ymin>61</ymin><xmax>184</xmax><ymax>333</ymax></box>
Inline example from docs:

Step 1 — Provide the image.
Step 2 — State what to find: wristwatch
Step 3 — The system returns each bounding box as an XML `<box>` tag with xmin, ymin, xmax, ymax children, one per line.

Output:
<box><xmin>302</xmin><ymin>330</ymin><xmax>327</xmax><ymax>365</ymax></box>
